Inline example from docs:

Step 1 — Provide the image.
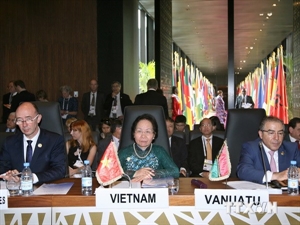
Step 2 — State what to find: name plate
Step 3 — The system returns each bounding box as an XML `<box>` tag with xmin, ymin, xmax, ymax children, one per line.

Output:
<box><xmin>96</xmin><ymin>188</ymin><xmax>169</xmax><ymax>209</ymax></box>
<box><xmin>0</xmin><ymin>189</ymin><xmax>8</xmax><ymax>210</ymax></box>
<box><xmin>195</xmin><ymin>189</ymin><xmax>269</xmax><ymax>210</ymax></box>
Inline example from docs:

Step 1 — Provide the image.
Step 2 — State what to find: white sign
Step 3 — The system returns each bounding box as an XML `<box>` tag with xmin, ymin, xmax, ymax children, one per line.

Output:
<box><xmin>195</xmin><ymin>189</ymin><xmax>269</xmax><ymax>211</ymax></box>
<box><xmin>0</xmin><ymin>189</ymin><xmax>8</xmax><ymax>210</ymax></box>
<box><xmin>96</xmin><ymin>188</ymin><xmax>169</xmax><ymax>209</ymax></box>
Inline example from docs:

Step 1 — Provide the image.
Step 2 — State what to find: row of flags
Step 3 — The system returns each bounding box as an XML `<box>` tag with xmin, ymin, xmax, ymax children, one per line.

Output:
<box><xmin>173</xmin><ymin>45</ymin><xmax>288</xmax><ymax>126</ymax></box>
<box><xmin>173</xmin><ymin>52</ymin><xmax>216</xmax><ymax>128</ymax></box>
<box><xmin>237</xmin><ymin>45</ymin><xmax>288</xmax><ymax>123</ymax></box>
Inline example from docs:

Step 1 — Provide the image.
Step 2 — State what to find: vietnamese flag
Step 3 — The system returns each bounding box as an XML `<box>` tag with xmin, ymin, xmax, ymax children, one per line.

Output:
<box><xmin>96</xmin><ymin>141</ymin><xmax>124</xmax><ymax>186</ymax></box>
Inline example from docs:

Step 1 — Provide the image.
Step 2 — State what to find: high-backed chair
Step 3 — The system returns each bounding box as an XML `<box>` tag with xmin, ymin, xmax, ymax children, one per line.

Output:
<box><xmin>225</xmin><ymin>108</ymin><xmax>266</xmax><ymax>177</ymax></box>
<box><xmin>34</xmin><ymin>101</ymin><xmax>64</xmax><ymax>136</ymax></box>
<box><xmin>173</xmin><ymin>130</ymin><xmax>185</xmax><ymax>140</ymax></box>
<box><xmin>119</xmin><ymin>105</ymin><xmax>171</xmax><ymax>155</ymax></box>
<box><xmin>0</xmin><ymin>132</ymin><xmax>14</xmax><ymax>150</ymax></box>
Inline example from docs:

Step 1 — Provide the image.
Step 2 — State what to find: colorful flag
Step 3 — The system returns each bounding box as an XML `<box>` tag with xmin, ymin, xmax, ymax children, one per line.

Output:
<box><xmin>209</xmin><ymin>140</ymin><xmax>231</xmax><ymax>181</ymax></box>
<box><xmin>96</xmin><ymin>141</ymin><xmax>124</xmax><ymax>186</ymax></box>
<box><xmin>270</xmin><ymin>46</ymin><xmax>288</xmax><ymax>123</ymax></box>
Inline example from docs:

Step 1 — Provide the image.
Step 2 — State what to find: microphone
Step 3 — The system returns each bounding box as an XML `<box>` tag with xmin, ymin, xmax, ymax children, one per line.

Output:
<box><xmin>191</xmin><ymin>179</ymin><xmax>207</xmax><ymax>189</ymax></box>
<box><xmin>259</xmin><ymin>141</ymin><xmax>268</xmax><ymax>189</ymax></box>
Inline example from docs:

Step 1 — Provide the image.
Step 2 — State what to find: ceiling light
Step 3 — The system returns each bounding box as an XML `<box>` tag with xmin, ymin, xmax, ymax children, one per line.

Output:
<box><xmin>260</xmin><ymin>29</ymin><xmax>263</xmax><ymax>31</ymax></box>
<box><xmin>259</xmin><ymin>13</ymin><xmax>264</xmax><ymax>16</ymax></box>
<box><xmin>245</xmin><ymin>47</ymin><xmax>248</xmax><ymax>49</ymax></box>
<box><xmin>250</xmin><ymin>47</ymin><xmax>253</xmax><ymax>49</ymax></box>
<box><xmin>267</xmin><ymin>12</ymin><xmax>272</xmax><ymax>17</ymax></box>
<box><xmin>273</xmin><ymin>4</ymin><xmax>277</xmax><ymax>6</ymax></box>
<box><xmin>243</xmin><ymin>60</ymin><xmax>246</xmax><ymax>63</ymax></box>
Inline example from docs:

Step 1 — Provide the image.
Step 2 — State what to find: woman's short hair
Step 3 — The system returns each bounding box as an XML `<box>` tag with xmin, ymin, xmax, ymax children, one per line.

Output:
<box><xmin>69</xmin><ymin>120</ymin><xmax>95</xmax><ymax>152</ymax></box>
<box><xmin>60</xmin><ymin>85</ymin><xmax>72</xmax><ymax>93</ymax></box>
<box><xmin>131</xmin><ymin>114</ymin><xmax>158</xmax><ymax>140</ymax></box>
<box><xmin>65</xmin><ymin>117</ymin><xmax>78</xmax><ymax>129</ymax></box>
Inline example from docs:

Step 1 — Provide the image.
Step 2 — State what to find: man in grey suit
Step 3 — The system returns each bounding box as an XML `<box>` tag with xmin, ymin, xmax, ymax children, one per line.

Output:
<box><xmin>235</xmin><ymin>88</ymin><xmax>254</xmax><ymax>109</ymax></box>
<box><xmin>0</xmin><ymin>102</ymin><xmax>66</xmax><ymax>184</ymax></box>
<box><xmin>81</xmin><ymin>79</ymin><xmax>105</xmax><ymax>131</ymax></box>
<box><xmin>134</xmin><ymin>79</ymin><xmax>169</xmax><ymax>118</ymax></box>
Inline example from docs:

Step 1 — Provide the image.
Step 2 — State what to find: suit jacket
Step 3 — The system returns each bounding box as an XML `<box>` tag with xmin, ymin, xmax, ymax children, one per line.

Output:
<box><xmin>235</xmin><ymin>95</ymin><xmax>254</xmax><ymax>109</ymax></box>
<box><xmin>170</xmin><ymin>135</ymin><xmax>189</xmax><ymax>173</ymax></box>
<box><xmin>188</xmin><ymin>135</ymin><xmax>224</xmax><ymax>177</ymax></box>
<box><xmin>10</xmin><ymin>90</ymin><xmax>36</xmax><ymax>112</ymax></box>
<box><xmin>134</xmin><ymin>90</ymin><xmax>169</xmax><ymax>118</ymax></box>
<box><xmin>2</xmin><ymin>92</ymin><xmax>11</xmax><ymax>123</ymax></box>
<box><xmin>236</xmin><ymin>138</ymin><xmax>300</xmax><ymax>184</ymax></box>
<box><xmin>103</xmin><ymin>92</ymin><xmax>132</xmax><ymax>117</ymax></box>
<box><xmin>0</xmin><ymin>128</ymin><xmax>66</xmax><ymax>184</ymax></box>
<box><xmin>81</xmin><ymin>91</ymin><xmax>105</xmax><ymax>122</ymax></box>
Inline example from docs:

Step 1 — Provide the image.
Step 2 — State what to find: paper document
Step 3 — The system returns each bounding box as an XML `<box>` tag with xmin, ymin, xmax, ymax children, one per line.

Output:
<box><xmin>33</xmin><ymin>182</ymin><xmax>74</xmax><ymax>195</ymax></box>
<box><xmin>142</xmin><ymin>177</ymin><xmax>173</xmax><ymax>188</ymax></box>
<box><xmin>225</xmin><ymin>181</ymin><xmax>267</xmax><ymax>189</ymax></box>
<box><xmin>112</xmin><ymin>181</ymin><xmax>141</xmax><ymax>188</ymax></box>
<box><xmin>242</xmin><ymin>103</ymin><xmax>252</xmax><ymax>109</ymax></box>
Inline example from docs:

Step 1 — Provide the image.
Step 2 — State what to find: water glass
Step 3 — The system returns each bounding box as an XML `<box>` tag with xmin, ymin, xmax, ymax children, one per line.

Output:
<box><xmin>168</xmin><ymin>179</ymin><xmax>179</xmax><ymax>195</ymax></box>
<box><xmin>6</xmin><ymin>178</ymin><xmax>20</xmax><ymax>196</ymax></box>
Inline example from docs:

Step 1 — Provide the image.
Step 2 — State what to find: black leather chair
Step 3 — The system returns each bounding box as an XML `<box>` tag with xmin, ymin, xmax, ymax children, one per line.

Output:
<box><xmin>34</xmin><ymin>101</ymin><xmax>65</xmax><ymax>136</ymax></box>
<box><xmin>0</xmin><ymin>132</ymin><xmax>14</xmax><ymax>150</ymax></box>
<box><xmin>119</xmin><ymin>105</ymin><xmax>171</xmax><ymax>155</ymax></box>
<box><xmin>173</xmin><ymin>130</ymin><xmax>185</xmax><ymax>140</ymax></box>
<box><xmin>225</xmin><ymin>108</ymin><xmax>266</xmax><ymax>177</ymax></box>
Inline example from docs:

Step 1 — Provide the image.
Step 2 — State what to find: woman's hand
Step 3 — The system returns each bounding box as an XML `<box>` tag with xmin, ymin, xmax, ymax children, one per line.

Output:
<box><xmin>132</xmin><ymin>168</ymin><xmax>155</xmax><ymax>182</ymax></box>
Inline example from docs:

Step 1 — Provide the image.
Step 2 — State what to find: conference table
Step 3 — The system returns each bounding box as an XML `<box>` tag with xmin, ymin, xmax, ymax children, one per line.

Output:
<box><xmin>1</xmin><ymin>178</ymin><xmax>300</xmax><ymax>224</ymax></box>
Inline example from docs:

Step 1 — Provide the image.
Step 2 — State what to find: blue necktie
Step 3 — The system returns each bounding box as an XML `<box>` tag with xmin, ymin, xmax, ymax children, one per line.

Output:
<box><xmin>26</xmin><ymin>140</ymin><xmax>33</xmax><ymax>163</ymax></box>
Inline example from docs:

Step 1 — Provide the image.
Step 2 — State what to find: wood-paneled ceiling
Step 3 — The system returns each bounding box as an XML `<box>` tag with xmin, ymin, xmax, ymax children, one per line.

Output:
<box><xmin>139</xmin><ymin>0</ymin><xmax>293</xmax><ymax>84</ymax></box>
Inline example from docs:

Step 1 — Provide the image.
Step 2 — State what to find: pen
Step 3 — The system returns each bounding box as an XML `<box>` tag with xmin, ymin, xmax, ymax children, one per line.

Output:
<box><xmin>0</xmin><ymin>172</ymin><xmax>22</xmax><ymax>177</ymax></box>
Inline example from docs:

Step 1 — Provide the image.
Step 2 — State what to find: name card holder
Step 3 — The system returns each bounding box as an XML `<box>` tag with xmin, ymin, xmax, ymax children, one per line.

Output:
<box><xmin>0</xmin><ymin>183</ymin><xmax>8</xmax><ymax>209</ymax></box>
<box><xmin>194</xmin><ymin>189</ymin><xmax>269</xmax><ymax>210</ymax></box>
<box><xmin>96</xmin><ymin>188</ymin><xmax>169</xmax><ymax>209</ymax></box>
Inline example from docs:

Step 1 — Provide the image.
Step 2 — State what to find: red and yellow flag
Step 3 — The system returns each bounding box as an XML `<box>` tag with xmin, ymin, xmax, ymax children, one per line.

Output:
<box><xmin>96</xmin><ymin>141</ymin><xmax>124</xmax><ymax>186</ymax></box>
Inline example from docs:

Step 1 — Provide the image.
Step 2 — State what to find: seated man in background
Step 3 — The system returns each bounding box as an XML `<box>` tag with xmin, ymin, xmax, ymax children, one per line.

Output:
<box><xmin>188</xmin><ymin>118</ymin><xmax>224</xmax><ymax>177</ymax></box>
<box><xmin>285</xmin><ymin>117</ymin><xmax>300</xmax><ymax>150</ymax></box>
<box><xmin>237</xmin><ymin>116</ymin><xmax>300</xmax><ymax>184</ymax></box>
<box><xmin>0</xmin><ymin>102</ymin><xmax>66</xmax><ymax>184</ymax></box>
<box><xmin>4</xmin><ymin>112</ymin><xmax>17</xmax><ymax>132</ymax></box>
<box><xmin>94</xmin><ymin>119</ymin><xmax>122</xmax><ymax>170</ymax></box>
<box><xmin>166</xmin><ymin>117</ymin><xmax>189</xmax><ymax>177</ymax></box>
<box><xmin>175</xmin><ymin>115</ymin><xmax>188</xmax><ymax>132</ymax></box>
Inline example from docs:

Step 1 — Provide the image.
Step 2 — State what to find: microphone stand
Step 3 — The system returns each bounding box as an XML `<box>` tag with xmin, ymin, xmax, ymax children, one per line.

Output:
<box><xmin>122</xmin><ymin>173</ymin><xmax>132</xmax><ymax>188</ymax></box>
<box><xmin>259</xmin><ymin>141</ymin><xmax>268</xmax><ymax>189</ymax></box>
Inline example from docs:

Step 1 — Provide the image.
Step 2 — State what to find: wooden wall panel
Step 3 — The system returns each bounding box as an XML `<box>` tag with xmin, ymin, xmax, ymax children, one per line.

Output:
<box><xmin>0</xmin><ymin>0</ymin><xmax>97</xmax><ymax>120</ymax></box>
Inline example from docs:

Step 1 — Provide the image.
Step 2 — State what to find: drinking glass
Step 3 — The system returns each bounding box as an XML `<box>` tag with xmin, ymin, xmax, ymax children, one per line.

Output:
<box><xmin>168</xmin><ymin>179</ymin><xmax>179</xmax><ymax>195</ymax></box>
<box><xmin>6</xmin><ymin>178</ymin><xmax>20</xmax><ymax>196</ymax></box>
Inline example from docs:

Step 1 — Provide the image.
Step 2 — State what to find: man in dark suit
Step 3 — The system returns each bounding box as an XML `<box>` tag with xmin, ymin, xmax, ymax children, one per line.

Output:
<box><xmin>188</xmin><ymin>118</ymin><xmax>224</xmax><ymax>177</ymax></box>
<box><xmin>0</xmin><ymin>102</ymin><xmax>66</xmax><ymax>184</ymax></box>
<box><xmin>103</xmin><ymin>81</ymin><xmax>132</xmax><ymax>120</ymax></box>
<box><xmin>10</xmin><ymin>80</ymin><xmax>35</xmax><ymax>112</ymax></box>
<box><xmin>2</xmin><ymin>81</ymin><xmax>17</xmax><ymax>123</ymax></box>
<box><xmin>93</xmin><ymin>119</ymin><xmax>122</xmax><ymax>171</ymax></box>
<box><xmin>284</xmin><ymin>117</ymin><xmax>300</xmax><ymax>150</ymax></box>
<box><xmin>4</xmin><ymin>112</ymin><xmax>17</xmax><ymax>132</ymax></box>
<box><xmin>134</xmin><ymin>79</ymin><xmax>169</xmax><ymax>118</ymax></box>
<box><xmin>237</xmin><ymin>116</ymin><xmax>300</xmax><ymax>184</ymax></box>
<box><xmin>235</xmin><ymin>88</ymin><xmax>254</xmax><ymax>109</ymax></box>
<box><xmin>81</xmin><ymin>79</ymin><xmax>105</xmax><ymax>131</ymax></box>
<box><xmin>166</xmin><ymin>117</ymin><xmax>189</xmax><ymax>177</ymax></box>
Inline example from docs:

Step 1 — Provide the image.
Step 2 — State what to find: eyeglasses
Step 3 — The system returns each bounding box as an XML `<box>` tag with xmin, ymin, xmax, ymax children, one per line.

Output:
<box><xmin>200</xmin><ymin>124</ymin><xmax>212</xmax><ymax>127</ymax></box>
<box><xmin>261</xmin><ymin>129</ymin><xmax>284</xmax><ymax>136</ymax></box>
<box><xmin>15</xmin><ymin>114</ymin><xmax>39</xmax><ymax>125</ymax></box>
<box><xmin>135</xmin><ymin>129</ymin><xmax>154</xmax><ymax>136</ymax></box>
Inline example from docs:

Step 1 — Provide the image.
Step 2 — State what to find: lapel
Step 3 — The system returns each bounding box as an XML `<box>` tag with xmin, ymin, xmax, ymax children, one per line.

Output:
<box><xmin>30</xmin><ymin>130</ymin><xmax>43</xmax><ymax>166</ymax></box>
<box><xmin>277</xmin><ymin>145</ymin><xmax>286</xmax><ymax>171</ymax></box>
<box><xmin>14</xmin><ymin>133</ymin><xmax>24</xmax><ymax>163</ymax></box>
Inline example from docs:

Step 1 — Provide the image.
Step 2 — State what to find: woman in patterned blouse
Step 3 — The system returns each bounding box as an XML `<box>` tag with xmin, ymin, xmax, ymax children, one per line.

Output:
<box><xmin>118</xmin><ymin>114</ymin><xmax>179</xmax><ymax>182</ymax></box>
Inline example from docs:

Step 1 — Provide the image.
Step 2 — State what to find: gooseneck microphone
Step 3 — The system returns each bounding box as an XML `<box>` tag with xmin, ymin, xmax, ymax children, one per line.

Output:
<box><xmin>259</xmin><ymin>141</ymin><xmax>268</xmax><ymax>189</ymax></box>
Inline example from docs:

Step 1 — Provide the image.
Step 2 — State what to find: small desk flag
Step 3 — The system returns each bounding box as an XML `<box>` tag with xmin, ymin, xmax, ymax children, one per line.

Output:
<box><xmin>96</xmin><ymin>141</ymin><xmax>124</xmax><ymax>186</ymax></box>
